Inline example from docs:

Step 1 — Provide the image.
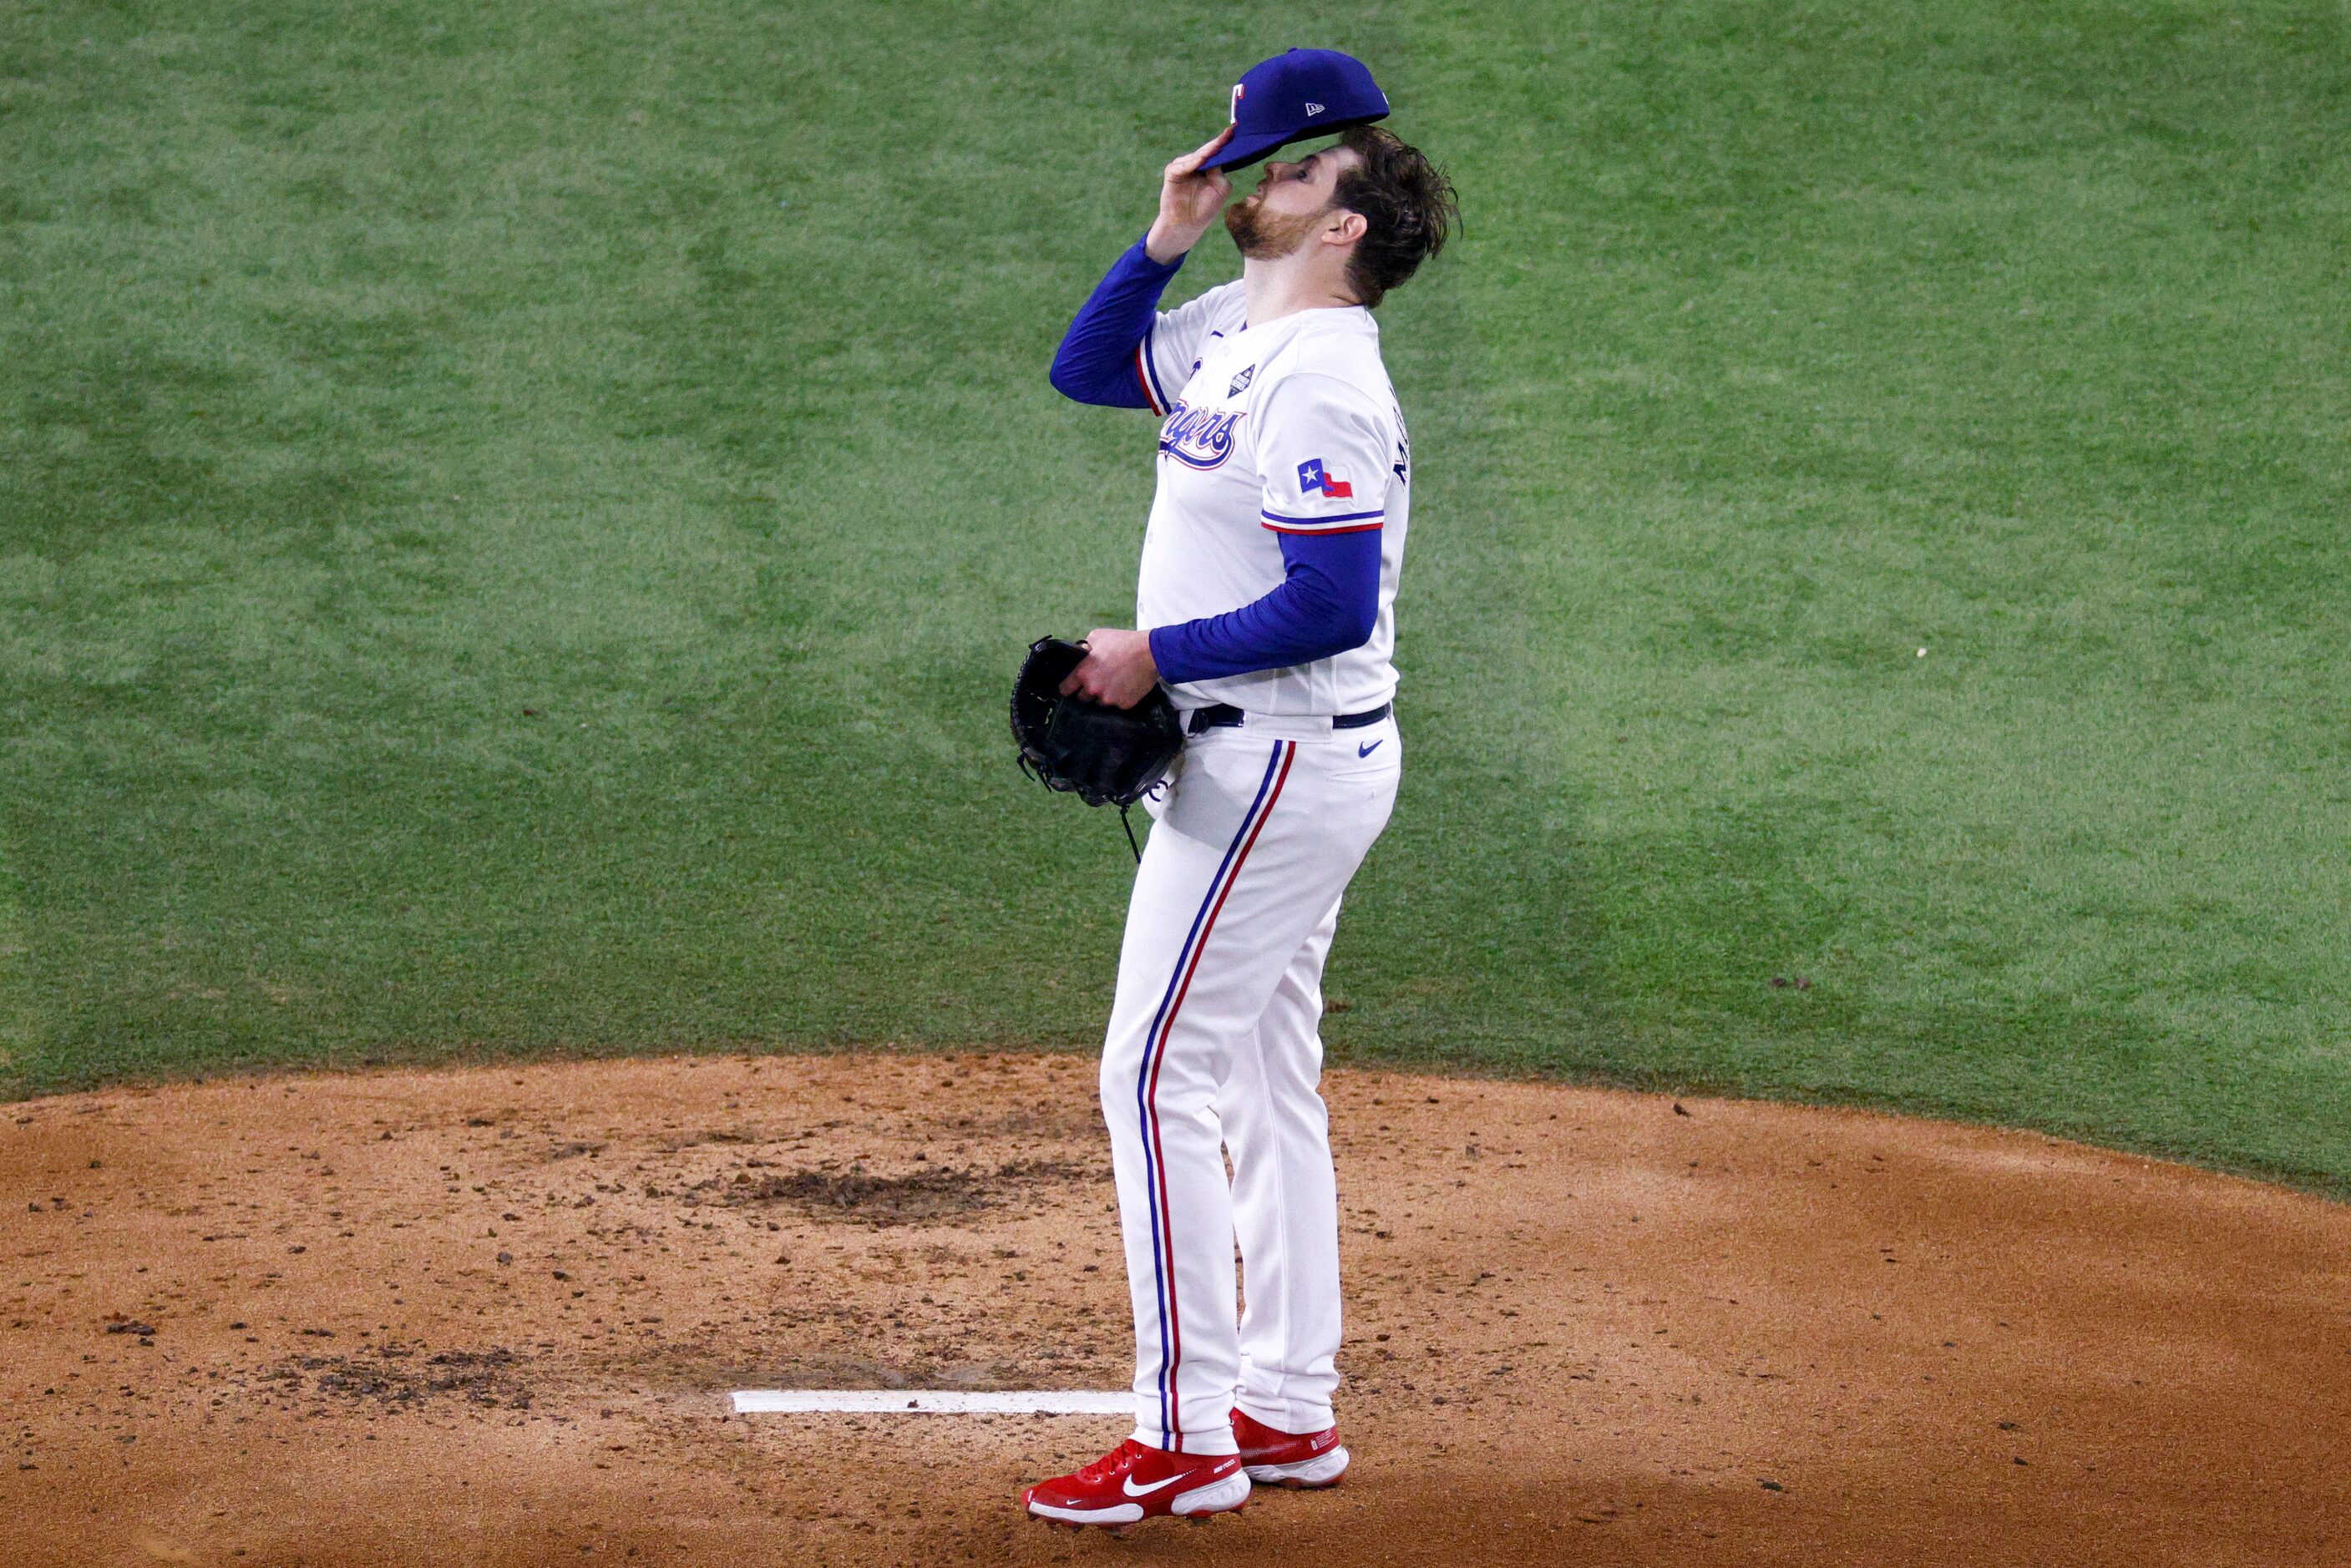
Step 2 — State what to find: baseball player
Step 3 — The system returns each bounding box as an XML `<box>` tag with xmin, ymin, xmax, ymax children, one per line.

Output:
<box><xmin>1021</xmin><ymin>51</ymin><xmax>1457</xmax><ymax>1530</ymax></box>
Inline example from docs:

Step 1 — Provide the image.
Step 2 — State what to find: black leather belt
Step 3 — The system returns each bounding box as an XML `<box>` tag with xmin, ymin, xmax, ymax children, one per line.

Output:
<box><xmin>1186</xmin><ymin>701</ymin><xmax>1392</xmax><ymax>736</ymax></box>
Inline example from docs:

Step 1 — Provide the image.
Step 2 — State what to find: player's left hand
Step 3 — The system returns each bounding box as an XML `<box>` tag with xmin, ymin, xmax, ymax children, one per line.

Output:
<box><xmin>1062</xmin><ymin>628</ymin><xmax>1160</xmax><ymax>710</ymax></box>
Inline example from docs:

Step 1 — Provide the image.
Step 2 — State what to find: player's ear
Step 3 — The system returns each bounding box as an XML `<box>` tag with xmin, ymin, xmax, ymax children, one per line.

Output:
<box><xmin>1326</xmin><ymin>209</ymin><xmax>1369</xmax><ymax>247</ymax></box>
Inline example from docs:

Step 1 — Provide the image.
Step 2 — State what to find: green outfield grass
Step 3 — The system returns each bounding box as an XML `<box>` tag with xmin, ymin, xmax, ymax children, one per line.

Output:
<box><xmin>3</xmin><ymin>0</ymin><xmax>2346</xmax><ymax>1189</ymax></box>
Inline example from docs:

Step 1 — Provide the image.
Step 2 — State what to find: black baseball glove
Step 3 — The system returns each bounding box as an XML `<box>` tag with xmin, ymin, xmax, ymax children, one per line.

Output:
<box><xmin>1011</xmin><ymin>637</ymin><xmax>1185</xmax><ymax>853</ymax></box>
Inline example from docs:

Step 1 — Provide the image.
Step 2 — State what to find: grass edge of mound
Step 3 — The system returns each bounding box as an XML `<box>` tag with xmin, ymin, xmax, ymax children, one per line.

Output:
<box><xmin>5</xmin><ymin>1034</ymin><xmax>2342</xmax><ymax>1205</ymax></box>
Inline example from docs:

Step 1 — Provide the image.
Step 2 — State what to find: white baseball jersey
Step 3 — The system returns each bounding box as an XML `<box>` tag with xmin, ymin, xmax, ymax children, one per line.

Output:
<box><xmin>1133</xmin><ymin>281</ymin><xmax>1410</xmax><ymax>716</ymax></box>
<box><xmin>1082</xmin><ymin>272</ymin><xmax>1419</xmax><ymax>1461</ymax></box>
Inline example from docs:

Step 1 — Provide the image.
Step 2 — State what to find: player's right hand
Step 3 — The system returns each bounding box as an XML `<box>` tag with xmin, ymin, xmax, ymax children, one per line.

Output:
<box><xmin>1145</xmin><ymin>125</ymin><xmax>1235</xmax><ymax>265</ymax></box>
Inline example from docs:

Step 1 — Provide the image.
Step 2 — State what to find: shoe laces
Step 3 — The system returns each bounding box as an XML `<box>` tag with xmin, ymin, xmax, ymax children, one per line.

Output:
<box><xmin>1072</xmin><ymin>1439</ymin><xmax>1147</xmax><ymax>1485</ymax></box>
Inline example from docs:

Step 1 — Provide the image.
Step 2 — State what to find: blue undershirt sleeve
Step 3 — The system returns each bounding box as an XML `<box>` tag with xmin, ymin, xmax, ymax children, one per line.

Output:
<box><xmin>1145</xmin><ymin>529</ymin><xmax>1382</xmax><ymax>684</ymax></box>
<box><xmin>1048</xmin><ymin>236</ymin><xmax>1186</xmax><ymax>409</ymax></box>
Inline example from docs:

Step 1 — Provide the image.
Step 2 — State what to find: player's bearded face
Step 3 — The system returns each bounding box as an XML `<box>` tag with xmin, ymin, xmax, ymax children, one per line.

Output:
<box><xmin>1225</xmin><ymin>189</ymin><xmax>1331</xmax><ymax>260</ymax></box>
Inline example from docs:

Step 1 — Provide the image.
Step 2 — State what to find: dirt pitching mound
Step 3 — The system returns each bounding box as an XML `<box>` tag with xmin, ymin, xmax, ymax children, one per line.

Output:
<box><xmin>2</xmin><ymin>1053</ymin><xmax>2345</xmax><ymax>1566</ymax></box>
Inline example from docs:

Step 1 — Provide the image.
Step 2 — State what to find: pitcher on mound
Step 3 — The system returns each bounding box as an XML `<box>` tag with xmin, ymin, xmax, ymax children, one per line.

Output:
<box><xmin>1022</xmin><ymin>48</ymin><xmax>1457</xmax><ymax>1530</ymax></box>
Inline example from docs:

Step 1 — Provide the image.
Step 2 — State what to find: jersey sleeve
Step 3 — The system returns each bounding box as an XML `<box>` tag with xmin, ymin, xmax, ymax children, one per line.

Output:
<box><xmin>1253</xmin><ymin>372</ymin><xmax>1395</xmax><ymax>535</ymax></box>
<box><xmin>1147</xmin><ymin>529</ymin><xmax>1383</xmax><ymax>681</ymax></box>
<box><xmin>1048</xmin><ymin>237</ymin><xmax>1188</xmax><ymax>410</ymax></box>
<box><xmin>1137</xmin><ymin>280</ymin><xmax>1245</xmax><ymax>415</ymax></box>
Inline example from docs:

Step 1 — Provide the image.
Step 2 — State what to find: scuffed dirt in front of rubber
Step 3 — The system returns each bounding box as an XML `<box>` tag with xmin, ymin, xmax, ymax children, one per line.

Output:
<box><xmin>2</xmin><ymin>1054</ymin><xmax>2346</xmax><ymax>1566</ymax></box>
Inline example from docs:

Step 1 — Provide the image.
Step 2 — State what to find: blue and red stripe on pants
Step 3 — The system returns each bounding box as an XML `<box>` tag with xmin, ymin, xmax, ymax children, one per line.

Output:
<box><xmin>1132</xmin><ymin>740</ymin><xmax>1295</xmax><ymax>1444</ymax></box>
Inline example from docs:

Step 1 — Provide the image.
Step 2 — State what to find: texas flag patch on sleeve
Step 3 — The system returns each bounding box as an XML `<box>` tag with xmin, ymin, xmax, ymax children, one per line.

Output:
<box><xmin>1296</xmin><ymin>458</ymin><xmax>1354</xmax><ymax>499</ymax></box>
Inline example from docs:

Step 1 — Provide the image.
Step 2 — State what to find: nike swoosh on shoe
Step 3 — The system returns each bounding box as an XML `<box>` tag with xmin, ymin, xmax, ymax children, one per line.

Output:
<box><xmin>1122</xmin><ymin>1472</ymin><xmax>1188</xmax><ymax>1498</ymax></box>
<box><xmin>1122</xmin><ymin>1457</ymin><xmax>1235</xmax><ymax>1498</ymax></box>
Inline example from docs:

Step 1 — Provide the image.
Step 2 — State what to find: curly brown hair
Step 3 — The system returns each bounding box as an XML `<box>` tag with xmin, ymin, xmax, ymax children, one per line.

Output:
<box><xmin>1331</xmin><ymin>125</ymin><xmax>1458</xmax><ymax>309</ymax></box>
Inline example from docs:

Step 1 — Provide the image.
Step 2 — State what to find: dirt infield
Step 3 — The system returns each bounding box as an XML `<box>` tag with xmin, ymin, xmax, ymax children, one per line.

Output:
<box><xmin>2</xmin><ymin>1053</ymin><xmax>2345</xmax><ymax>1566</ymax></box>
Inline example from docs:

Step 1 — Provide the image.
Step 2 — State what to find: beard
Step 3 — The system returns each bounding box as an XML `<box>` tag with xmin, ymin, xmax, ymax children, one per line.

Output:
<box><xmin>1224</xmin><ymin>194</ymin><xmax>1327</xmax><ymax>260</ymax></box>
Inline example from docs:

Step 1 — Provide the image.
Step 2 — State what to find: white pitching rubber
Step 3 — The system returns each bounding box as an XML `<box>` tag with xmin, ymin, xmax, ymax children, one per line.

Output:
<box><xmin>730</xmin><ymin>1389</ymin><xmax>1130</xmax><ymax>1415</ymax></box>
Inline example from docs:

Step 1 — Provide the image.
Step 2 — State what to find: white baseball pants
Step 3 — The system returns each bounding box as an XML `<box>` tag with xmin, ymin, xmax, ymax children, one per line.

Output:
<box><xmin>1099</xmin><ymin>712</ymin><xmax>1401</xmax><ymax>1454</ymax></box>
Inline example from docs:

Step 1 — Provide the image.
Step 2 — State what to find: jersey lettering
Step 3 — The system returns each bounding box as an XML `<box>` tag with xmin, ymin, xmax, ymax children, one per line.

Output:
<box><xmin>1158</xmin><ymin>402</ymin><xmax>1244</xmax><ymax>470</ymax></box>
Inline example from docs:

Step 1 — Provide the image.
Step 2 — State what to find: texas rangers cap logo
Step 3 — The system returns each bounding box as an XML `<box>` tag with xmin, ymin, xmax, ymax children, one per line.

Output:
<box><xmin>1229</xmin><ymin>82</ymin><xmax>1244</xmax><ymax>122</ymax></box>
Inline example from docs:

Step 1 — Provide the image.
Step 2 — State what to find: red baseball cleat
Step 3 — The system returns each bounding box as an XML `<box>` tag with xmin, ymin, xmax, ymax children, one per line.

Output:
<box><xmin>1232</xmin><ymin>1408</ymin><xmax>1350</xmax><ymax>1487</ymax></box>
<box><xmin>1023</xmin><ymin>1439</ymin><xmax>1249</xmax><ymax>1530</ymax></box>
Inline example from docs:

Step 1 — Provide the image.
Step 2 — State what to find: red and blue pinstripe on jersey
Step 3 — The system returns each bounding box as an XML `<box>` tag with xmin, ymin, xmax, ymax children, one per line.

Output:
<box><xmin>1136</xmin><ymin>336</ymin><xmax>1169</xmax><ymax>416</ymax></box>
<box><xmin>1259</xmin><ymin>506</ymin><xmax>1385</xmax><ymax>534</ymax></box>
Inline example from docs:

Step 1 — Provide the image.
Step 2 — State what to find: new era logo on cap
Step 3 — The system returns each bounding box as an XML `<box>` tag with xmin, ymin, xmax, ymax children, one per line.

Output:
<box><xmin>1305</xmin><ymin>101</ymin><xmax>1325</xmax><ymax>116</ymax></box>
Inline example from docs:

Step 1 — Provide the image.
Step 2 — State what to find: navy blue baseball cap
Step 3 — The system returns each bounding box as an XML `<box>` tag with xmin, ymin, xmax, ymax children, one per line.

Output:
<box><xmin>1201</xmin><ymin>48</ymin><xmax>1391</xmax><ymax>172</ymax></box>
